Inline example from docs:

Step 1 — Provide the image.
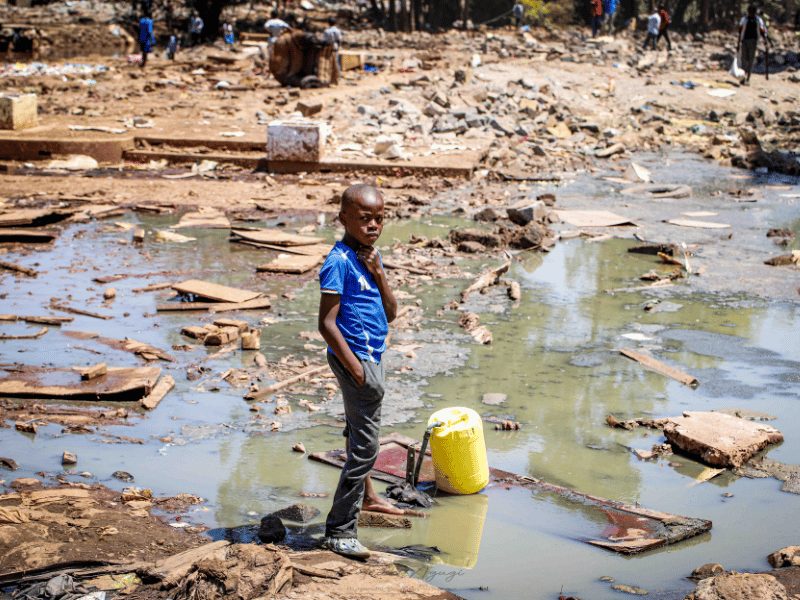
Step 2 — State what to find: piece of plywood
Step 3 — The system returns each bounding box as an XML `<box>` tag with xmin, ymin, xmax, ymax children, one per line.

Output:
<box><xmin>172</xmin><ymin>208</ymin><xmax>230</xmax><ymax>229</ymax></box>
<box><xmin>0</xmin><ymin>228</ymin><xmax>57</xmax><ymax>243</ymax></box>
<box><xmin>231</xmin><ymin>228</ymin><xmax>324</xmax><ymax>247</ymax></box>
<box><xmin>555</xmin><ymin>210</ymin><xmax>636</xmax><ymax>227</ymax></box>
<box><xmin>234</xmin><ymin>239</ymin><xmax>331</xmax><ymax>256</ymax></box>
<box><xmin>171</xmin><ymin>279</ymin><xmax>260</xmax><ymax>304</ymax></box>
<box><xmin>156</xmin><ymin>297</ymin><xmax>271</xmax><ymax>313</ymax></box>
<box><xmin>256</xmin><ymin>253</ymin><xmax>323</xmax><ymax>274</ymax></box>
<box><xmin>665</xmin><ymin>219</ymin><xmax>730</xmax><ymax>229</ymax></box>
<box><xmin>0</xmin><ymin>366</ymin><xmax>161</xmax><ymax>401</ymax></box>
<box><xmin>620</xmin><ymin>348</ymin><xmax>698</xmax><ymax>387</ymax></box>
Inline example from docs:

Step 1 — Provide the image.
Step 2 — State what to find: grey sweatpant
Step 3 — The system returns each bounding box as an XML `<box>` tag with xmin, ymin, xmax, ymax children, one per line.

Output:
<box><xmin>325</xmin><ymin>352</ymin><xmax>385</xmax><ymax>539</ymax></box>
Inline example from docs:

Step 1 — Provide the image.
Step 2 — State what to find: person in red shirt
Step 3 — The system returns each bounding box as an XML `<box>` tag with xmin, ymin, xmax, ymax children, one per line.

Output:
<box><xmin>590</xmin><ymin>0</ymin><xmax>603</xmax><ymax>37</ymax></box>
<box><xmin>656</xmin><ymin>4</ymin><xmax>672</xmax><ymax>51</ymax></box>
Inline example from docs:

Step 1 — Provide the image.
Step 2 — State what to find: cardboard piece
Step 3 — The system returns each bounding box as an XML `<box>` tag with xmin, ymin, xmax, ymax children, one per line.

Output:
<box><xmin>555</xmin><ymin>210</ymin><xmax>636</xmax><ymax>227</ymax></box>
<box><xmin>171</xmin><ymin>280</ymin><xmax>261</xmax><ymax>304</ymax></box>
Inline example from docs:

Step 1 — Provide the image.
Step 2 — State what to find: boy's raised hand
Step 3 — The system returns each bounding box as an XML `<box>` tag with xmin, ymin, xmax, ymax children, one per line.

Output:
<box><xmin>356</xmin><ymin>246</ymin><xmax>383</xmax><ymax>277</ymax></box>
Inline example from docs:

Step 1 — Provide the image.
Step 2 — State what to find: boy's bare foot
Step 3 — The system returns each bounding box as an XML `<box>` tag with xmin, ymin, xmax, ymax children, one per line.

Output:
<box><xmin>362</xmin><ymin>494</ymin><xmax>406</xmax><ymax>515</ymax></box>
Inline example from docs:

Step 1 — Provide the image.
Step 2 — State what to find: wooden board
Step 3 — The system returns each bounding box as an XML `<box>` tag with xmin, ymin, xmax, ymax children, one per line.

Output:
<box><xmin>555</xmin><ymin>210</ymin><xmax>636</xmax><ymax>227</ymax></box>
<box><xmin>0</xmin><ymin>366</ymin><xmax>161</xmax><ymax>401</ymax></box>
<box><xmin>0</xmin><ymin>208</ymin><xmax>73</xmax><ymax>228</ymax></box>
<box><xmin>233</xmin><ymin>239</ymin><xmax>331</xmax><ymax>256</ymax></box>
<box><xmin>620</xmin><ymin>348</ymin><xmax>698</xmax><ymax>387</ymax></box>
<box><xmin>156</xmin><ymin>297</ymin><xmax>271</xmax><ymax>313</ymax></box>
<box><xmin>173</xmin><ymin>208</ymin><xmax>230</xmax><ymax>229</ymax></box>
<box><xmin>665</xmin><ymin>219</ymin><xmax>731</xmax><ymax>229</ymax></box>
<box><xmin>0</xmin><ymin>228</ymin><xmax>57</xmax><ymax>243</ymax></box>
<box><xmin>256</xmin><ymin>253</ymin><xmax>324</xmax><ymax>274</ymax></box>
<box><xmin>171</xmin><ymin>279</ymin><xmax>261</xmax><ymax>304</ymax></box>
<box><xmin>309</xmin><ymin>432</ymin><xmax>712</xmax><ymax>555</ymax></box>
<box><xmin>231</xmin><ymin>228</ymin><xmax>324</xmax><ymax>247</ymax></box>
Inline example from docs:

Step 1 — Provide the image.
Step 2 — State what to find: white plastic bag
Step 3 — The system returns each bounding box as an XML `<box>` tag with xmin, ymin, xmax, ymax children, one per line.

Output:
<box><xmin>729</xmin><ymin>55</ymin><xmax>745</xmax><ymax>78</ymax></box>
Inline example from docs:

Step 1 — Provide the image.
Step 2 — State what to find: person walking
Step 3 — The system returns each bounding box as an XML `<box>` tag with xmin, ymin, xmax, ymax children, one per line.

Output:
<box><xmin>590</xmin><ymin>0</ymin><xmax>603</xmax><ymax>37</ymax></box>
<box><xmin>223</xmin><ymin>21</ymin><xmax>235</xmax><ymax>50</ymax></box>
<box><xmin>737</xmin><ymin>4</ymin><xmax>770</xmax><ymax>85</ymax></box>
<box><xmin>603</xmin><ymin>0</ymin><xmax>617</xmax><ymax>33</ymax></box>
<box><xmin>138</xmin><ymin>13</ymin><xmax>154</xmax><ymax>67</ymax></box>
<box><xmin>642</xmin><ymin>8</ymin><xmax>661</xmax><ymax>50</ymax></box>
<box><xmin>166</xmin><ymin>33</ymin><xmax>178</xmax><ymax>60</ymax></box>
<box><xmin>512</xmin><ymin>1</ymin><xmax>524</xmax><ymax>28</ymax></box>
<box><xmin>656</xmin><ymin>4</ymin><xmax>672</xmax><ymax>51</ymax></box>
<box><xmin>189</xmin><ymin>13</ymin><xmax>204</xmax><ymax>46</ymax></box>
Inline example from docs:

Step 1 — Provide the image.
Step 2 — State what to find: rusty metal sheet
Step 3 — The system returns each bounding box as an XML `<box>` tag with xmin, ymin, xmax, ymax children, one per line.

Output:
<box><xmin>309</xmin><ymin>432</ymin><xmax>712</xmax><ymax>555</ymax></box>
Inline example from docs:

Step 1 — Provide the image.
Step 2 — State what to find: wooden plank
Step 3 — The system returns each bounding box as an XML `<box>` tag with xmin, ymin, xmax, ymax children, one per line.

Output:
<box><xmin>0</xmin><ymin>260</ymin><xmax>37</xmax><ymax>277</ymax></box>
<box><xmin>232</xmin><ymin>238</ymin><xmax>331</xmax><ymax>256</ymax></box>
<box><xmin>171</xmin><ymin>279</ymin><xmax>261</xmax><ymax>304</ymax></box>
<box><xmin>0</xmin><ymin>228</ymin><xmax>57</xmax><ymax>243</ymax></box>
<box><xmin>0</xmin><ymin>327</ymin><xmax>48</xmax><ymax>340</ymax></box>
<box><xmin>256</xmin><ymin>254</ymin><xmax>323</xmax><ymax>274</ymax></box>
<box><xmin>244</xmin><ymin>364</ymin><xmax>328</xmax><ymax>400</ymax></box>
<box><xmin>230</xmin><ymin>228</ymin><xmax>324</xmax><ymax>247</ymax></box>
<box><xmin>620</xmin><ymin>348</ymin><xmax>698</xmax><ymax>387</ymax></box>
<box><xmin>49</xmin><ymin>302</ymin><xmax>112</xmax><ymax>320</ymax></box>
<box><xmin>156</xmin><ymin>297</ymin><xmax>271</xmax><ymax>313</ymax></box>
<box><xmin>665</xmin><ymin>219</ymin><xmax>730</xmax><ymax>229</ymax></box>
<box><xmin>0</xmin><ymin>366</ymin><xmax>161</xmax><ymax>401</ymax></box>
<box><xmin>140</xmin><ymin>375</ymin><xmax>175</xmax><ymax>410</ymax></box>
<box><xmin>74</xmin><ymin>363</ymin><xmax>107</xmax><ymax>380</ymax></box>
<box><xmin>132</xmin><ymin>282</ymin><xmax>171</xmax><ymax>293</ymax></box>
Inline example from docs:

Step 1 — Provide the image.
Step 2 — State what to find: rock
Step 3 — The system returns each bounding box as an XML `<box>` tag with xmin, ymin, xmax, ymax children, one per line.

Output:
<box><xmin>15</xmin><ymin>421</ymin><xmax>37</xmax><ymax>434</ymax></box>
<box><xmin>768</xmin><ymin>546</ymin><xmax>800</xmax><ymax>568</ymax></box>
<box><xmin>595</xmin><ymin>143</ymin><xmax>625</xmax><ymax>158</ymax></box>
<box><xmin>612</xmin><ymin>583</ymin><xmax>648</xmax><ymax>595</ymax></box>
<box><xmin>663</xmin><ymin>411</ymin><xmax>784</xmax><ymax>469</ymax></box>
<box><xmin>685</xmin><ymin>573</ymin><xmax>789</xmax><ymax>600</ymax></box>
<box><xmin>112</xmin><ymin>470</ymin><xmax>134</xmax><ymax>482</ymax></box>
<box><xmin>358</xmin><ymin>511</ymin><xmax>412</xmax><ymax>528</ymax></box>
<box><xmin>449</xmin><ymin>228</ymin><xmax>501</xmax><ymax>248</ymax></box>
<box><xmin>474</xmin><ymin>207</ymin><xmax>503</xmax><ymax>222</ymax></box>
<box><xmin>691</xmin><ymin>564</ymin><xmax>726</xmax><ymax>580</ymax></box>
<box><xmin>103</xmin><ymin>288</ymin><xmax>116</xmax><ymax>300</ymax></box>
<box><xmin>457</xmin><ymin>240</ymin><xmax>486</xmax><ymax>253</ymax></box>
<box><xmin>61</xmin><ymin>451</ymin><xmax>77</xmax><ymax>465</ymax></box>
<box><xmin>295</xmin><ymin>101</ymin><xmax>322</xmax><ymax>117</ymax></box>
<box><xmin>258</xmin><ymin>515</ymin><xmax>286</xmax><ymax>543</ymax></box>
<box><xmin>423</xmin><ymin>102</ymin><xmax>445</xmax><ymax>117</ymax></box>
<box><xmin>0</xmin><ymin>456</ymin><xmax>19</xmax><ymax>470</ymax></box>
<box><xmin>47</xmin><ymin>155</ymin><xmax>98</xmax><ymax>171</ymax></box>
<box><xmin>507</xmin><ymin>199</ymin><xmax>548</xmax><ymax>226</ymax></box>
<box><xmin>482</xmin><ymin>393</ymin><xmax>507</xmax><ymax>406</ymax></box>
<box><xmin>489</xmin><ymin>117</ymin><xmax>515</xmax><ymax>136</ymax></box>
<box><xmin>508</xmin><ymin>223</ymin><xmax>551</xmax><ymax>250</ymax></box>
<box><xmin>270</xmin><ymin>503</ymin><xmax>320</xmax><ymax>523</ymax></box>
<box><xmin>292</xmin><ymin>442</ymin><xmax>306</xmax><ymax>453</ymax></box>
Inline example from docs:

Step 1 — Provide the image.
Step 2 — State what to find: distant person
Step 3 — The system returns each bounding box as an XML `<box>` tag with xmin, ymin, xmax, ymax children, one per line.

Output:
<box><xmin>166</xmin><ymin>33</ymin><xmax>179</xmax><ymax>60</ymax></box>
<box><xmin>602</xmin><ymin>0</ymin><xmax>617</xmax><ymax>33</ymax></box>
<box><xmin>189</xmin><ymin>13</ymin><xmax>204</xmax><ymax>46</ymax></box>
<box><xmin>512</xmin><ymin>1</ymin><xmax>524</xmax><ymax>28</ymax></box>
<box><xmin>656</xmin><ymin>4</ymin><xmax>672</xmax><ymax>51</ymax></box>
<box><xmin>264</xmin><ymin>10</ymin><xmax>290</xmax><ymax>39</ymax></box>
<box><xmin>138</xmin><ymin>14</ymin><xmax>154</xmax><ymax>67</ymax></box>
<box><xmin>590</xmin><ymin>0</ymin><xmax>603</xmax><ymax>37</ymax></box>
<box><xmin>738</xmin><ymin>4</ymin><xmax>769</xmax><ymax>85</ymax></box>
<box><xmin>223</xmin><ymin>21</ymin><xmax>235</xmax><ymax>49</ymax></box>
<box><xmin>642</xmin><ymin>8</ymin><xmax>661</xmax><ymax>50</ymax></box>
<box><xmin>323</xmin><ymin>16</ymin><xmax>343</xmax><ymax>71</ymax></box>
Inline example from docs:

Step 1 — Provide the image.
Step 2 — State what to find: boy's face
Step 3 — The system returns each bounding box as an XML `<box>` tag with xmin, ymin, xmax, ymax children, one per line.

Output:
<box><xmin>339</xmin><ymin>193</ymin><xmax>385</xmax><ymax>248</ymax></box>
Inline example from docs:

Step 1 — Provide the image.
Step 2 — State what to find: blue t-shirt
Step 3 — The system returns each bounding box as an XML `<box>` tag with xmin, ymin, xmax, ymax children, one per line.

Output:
<box><xmin>603</xmin><ymin>0</ymin><xmax>617</xmax><ymax>15</ymax></box>
<box><xmin>319</xmin><ymin>241</ymin><xmax>388</xmax><ymax>363</ymax></box>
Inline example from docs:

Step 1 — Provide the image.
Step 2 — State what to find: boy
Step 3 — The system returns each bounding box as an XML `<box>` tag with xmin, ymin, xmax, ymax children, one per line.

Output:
<box><xmin>138</xmin><ymin>13</ymin><xmax>154</xmax><ymax>67</ymax></box>
<box><xmin>318</xmin><ymin>184</ymin><xmax>398</xmax><ymax>559</ymax></box>
<box><xmin>656</xmin><ymin>4</ymin><xmax>671</xmax><ymax>51</ymax></box>
<box><xmin>737</xmin><ymin>5</ymin><xmax>770</xmax><ymax>85</ymax></box>
<box><xmin>642</xmin><ymin>8</ymin><xmax>661</xmax><ymax>51</ymax></box>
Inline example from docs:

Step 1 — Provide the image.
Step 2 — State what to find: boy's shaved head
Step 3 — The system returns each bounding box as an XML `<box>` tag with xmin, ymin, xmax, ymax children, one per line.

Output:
<box><xmin>341</xmin><ymin>184</ymin><xmax>383</xmax><ymax>210</ymax></box>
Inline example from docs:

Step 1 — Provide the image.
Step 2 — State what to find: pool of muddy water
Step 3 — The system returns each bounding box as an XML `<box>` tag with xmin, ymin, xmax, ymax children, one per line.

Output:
<box><xmin>2</xmin><ymin>167</ymin><xmax>800</xmax><ymax>599</ymax></box>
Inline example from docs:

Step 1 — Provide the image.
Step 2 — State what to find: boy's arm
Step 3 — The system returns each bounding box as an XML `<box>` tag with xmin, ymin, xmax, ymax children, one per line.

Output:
<box><xmin>357</xmin><ymin>246</ymin><xmax>398</xmax><ymax>323</ymax></box>
<box><xmin>319</xmin><ymin>293</ymin><xmax>365</xmax><ymax>386</ymax></box>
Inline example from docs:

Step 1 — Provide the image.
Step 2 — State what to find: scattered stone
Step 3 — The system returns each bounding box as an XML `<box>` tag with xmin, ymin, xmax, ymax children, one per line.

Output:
<box><xmin>506</xmin><ymin>200</ymin><xmax>548</xmax><ymax>226</ymax></box>
<box><xmin>0</xmin><ymin>456</ymin><xmax>19</xmax><ymax>470</ymax></box>
<box><xmin>685</xmin><ymin>573</ymin><xmax>789</xmax><ymax>600</ymax></box>
<box><xmin>474</xmin><ymin>207</ymin><xmax>503</xmax><ymax>222</ymax></box>
<box><xmin>61</xmin><ymin>451</ymin><xmax>77</xmax><ymax>465</ymax></box>
<box><xmin>292</xmin><ymin>442</ymin><xmax>306</xmax><ymax>453</ymax></box>
<box><xmin>270</xmin><ymin>503</ymin><xmax>320</xmax><ymax>523</ymax></box>
<box><xmin>482</xmin><ymin>393</ymin><xmax>507</xmax><ymax>406</ymax></box>
<box><xmin>103</xmin><ymin>288</ymin><xmax>117</xmax><ymax>300</ymax></box>
<box><xmin>611</xmin><ymin>583</ymin><xmax>648</xmax><ymax>595</ymax></box>
<box><xmin>112</xmin><ymin>470</ymin><xmax>135</xmax><ymax>482</ymax></box>
<box><xmin>663</xmin><ymin>411</ymin><xmax>784</xmax><ymax>469</ymax></box>
<box><xmin>457</xmin><ymin>240</ymin><xmax>486</xmax><ymax>253</ymax></box>
<box><xmin>768</xmin><ymin>546</ymin><xmax>800</xmax><ymax>568</ymax></box>
<box><xmin>258</xmin><ymin>515</ymin><xmax>286</xmax><ymax>543</ymax></box>
<box><xmin>449</xmin><ymin>228</ymin><xmax>501</xmax><ymax>248</ymax></box>
<box><xmin>295</xmin><ymin>101</ymin><xmax>322</xmax><ymax>117</ymax></box>
<box><xmin>15</xmin><ymin>421</ymin><xmax>38</xmax><ymax>434</ymax></box>
<box><xmin>691</xmin><ymin>564</ymin><xmax>726</xmax><ymax>581</ymax></box>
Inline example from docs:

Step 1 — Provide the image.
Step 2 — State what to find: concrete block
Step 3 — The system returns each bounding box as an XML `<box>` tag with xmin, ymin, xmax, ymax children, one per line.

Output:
<box><xmin>339</xmin><ymin>51</ymin><xmax>364</xmax><ymax>71</ymax></box>
<box><xmin>0</xmin><ymin>94</ymin><xmax>38</xmax><ymax>130</ymax></box>
<box><xmin>266</xmin><ymin>120</ymin><xmax>326</xmax><ymax>162</ymax></box>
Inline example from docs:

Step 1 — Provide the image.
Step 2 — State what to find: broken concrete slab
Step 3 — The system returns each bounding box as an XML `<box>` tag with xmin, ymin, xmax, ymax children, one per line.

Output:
<box><xmin>269</xmin><ymin>503</ymin><xmax>320</xmax><ymax>523</ymax></box>
<box><xmin>0</xmin><ymin>366</ymin><xmax>161</xmax><ymax>402</ymax></box>
<box><xmin>172</xmin><ymin>280</ymin><xmax>261</xmax><ymax>304</ymax></box>
<box><xmin>685</xmin><ymin>572</ymin><xmax>789</xmax><ymax>600</ymax></box>
<box><xmin>555</xmin><ymin>210</ymin><xmax>636</xmax><ymax>227</ymax></box>
<box><xmin>256</xmin><ymin>253</ymin><xmax>323</xmax><ymax>274</ymax></box>
<box><xmin>664</xmin><ymin>411</ymin><xmax>784</xmax><ymax>469</ymax></box>
<box><xmin>231</xmin><ymin>228</ymin><xmax>324</xmax><ymax>247</ymax></box>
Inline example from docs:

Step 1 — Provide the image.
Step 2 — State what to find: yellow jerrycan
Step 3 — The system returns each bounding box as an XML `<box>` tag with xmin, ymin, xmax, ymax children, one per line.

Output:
<box><xmin>427</xmin><ymin>407</ymin><xmax>489</xmax><ymax>495</ymax></box>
